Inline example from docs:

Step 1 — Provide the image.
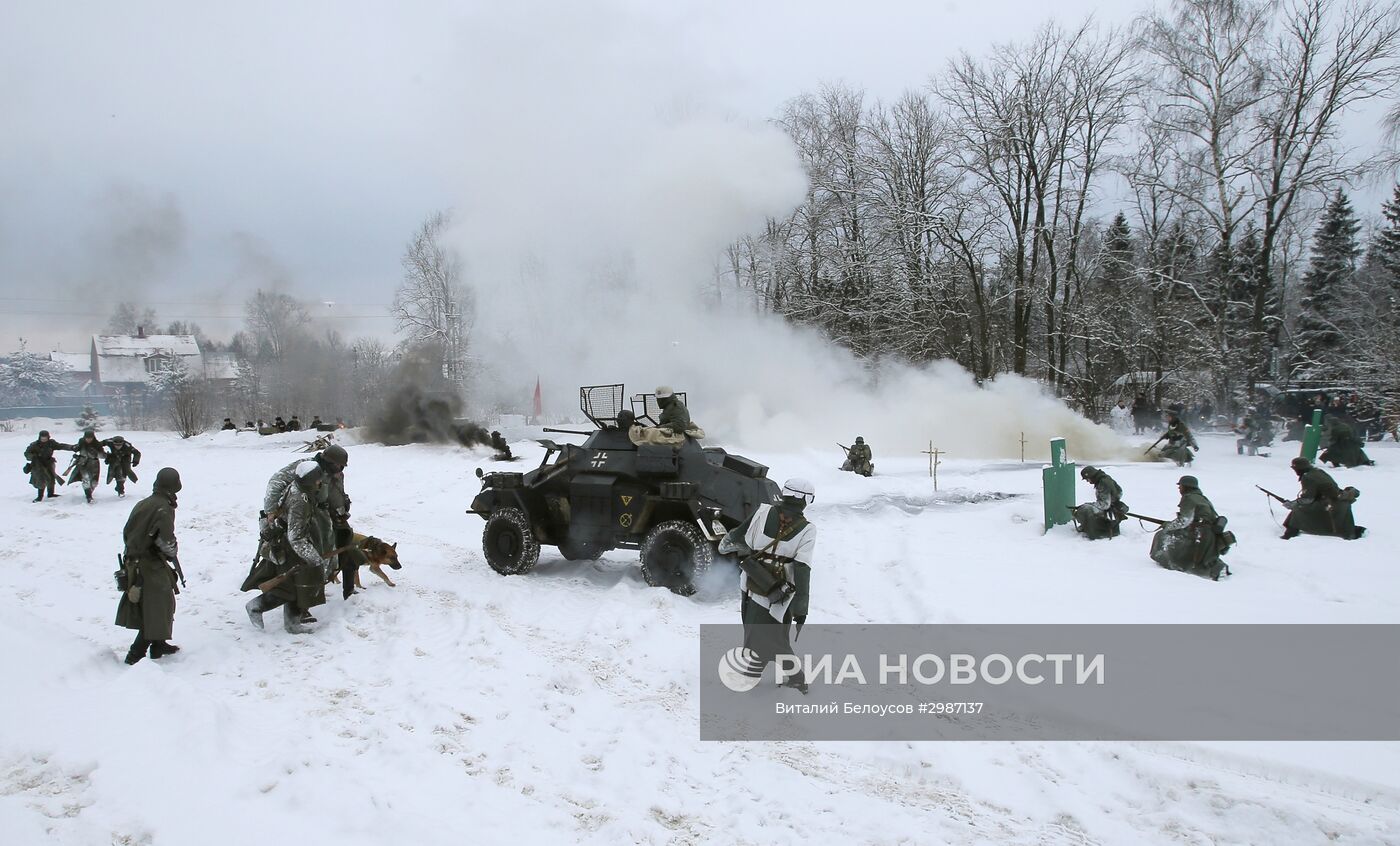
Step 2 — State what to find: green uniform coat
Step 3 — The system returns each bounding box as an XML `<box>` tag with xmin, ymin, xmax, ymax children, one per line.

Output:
<box><xmin>114</xmin><ymin>489</ymin><xmax>180</xmax><ymax>641</ymax></box>
<box><xmin>1285</xmin><ymin>468</ymin><xmax>1360</xmax><ymax>538</ymax></box>
<box><xmin>658</xmin><ymin>398</ymin><xmax>691</xmax><ymax>435</ymax></box>
<box><xmin>1150</xmin><ymin>489</ymin><xmax>1227</xmax><ymax>578</ymax></box>
<box><xmin>102</xmin><ymin>439</ymin><xmax>141</xmax><ymax>487</ymax></box>
<box><xmin>23</xmin><ymin>437</ymin><xmax>72</xmax><ymax>491</ymax></box>
<box><xmin>1319</xmin><ymin>419</ymin><xmax>1373</xmax><ymax>468</ymax></box>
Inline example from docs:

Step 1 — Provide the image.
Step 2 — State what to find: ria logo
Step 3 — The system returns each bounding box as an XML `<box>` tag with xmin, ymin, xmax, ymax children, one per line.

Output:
<box><xmin>717</xmin><ymin>646</ymin><xmax>765</xmax><ymax>692</ymax></box>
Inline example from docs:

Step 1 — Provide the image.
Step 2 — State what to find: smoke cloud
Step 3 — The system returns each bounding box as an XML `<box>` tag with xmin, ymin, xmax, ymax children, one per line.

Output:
<box><xmin>366</xmin><ymin>346</ymin><xmax>494</xmax><ymax>449</ymax></box>
<box><xmin>441</xmin><ymin>4</ymin><xmax>1137</xmax><ymax>462</ymax></box>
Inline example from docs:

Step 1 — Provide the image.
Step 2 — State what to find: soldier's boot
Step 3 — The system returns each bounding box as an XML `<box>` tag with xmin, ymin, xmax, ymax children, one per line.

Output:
<box><xmin>124</xmin><ymin>634</ymin><xmax>149</xmax><ymax>665</ymax></box>
<box><xmin>148</xmin><ymin>641</ymin><xmax>181</xmax><ymax>659</ymax></box>
<box><xmin>47</xmin><ymin>486</ymin><xmax>58</xmax><ymax>497</ymax></box>
<box><xmin>32</xmin><ymin>490</ymin><xmax>42</xmax><ymax>502</ymax></box>
<box><xmin>116</xmin><ymin>483</ymin><xmax>126</xmax><ymax>498</ymax></box>
<box><xmin>283</xmin><ymin>604</ymin><xmax>312</xmax><ymax>634</ymax></box>
<box><xmin>245</xmin><ymin>594</ymin><xmax>277</xmax><ymax>629</ymax></box>
<box><xmin>84</xmin><ymin>489</ymin><xmax>93</xmax><ymax>503</ymax></box>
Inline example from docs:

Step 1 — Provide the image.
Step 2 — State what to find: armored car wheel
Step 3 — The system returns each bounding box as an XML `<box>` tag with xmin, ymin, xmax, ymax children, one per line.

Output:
<box><xmin>482</xmin><ymin>507</ymin><xmax>540</xmax><ymax>575</ymax></box>
<box><xmin>640</xmin><ymin>520</ymin><xmax>713</xmax><ymax>596</ymax></box>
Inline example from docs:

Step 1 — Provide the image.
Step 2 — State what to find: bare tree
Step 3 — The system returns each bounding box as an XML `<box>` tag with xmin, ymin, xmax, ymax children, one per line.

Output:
<box><xmin>1246</xmin><ymin>0</ymin><xmax>1400</xmax><ymax>382</ymax></box>
<box><xmin>393</xmin><ymin>211</ymin><xmax>472</xmax><ymax>386</ymax></box>
<box><xmin>106</xmin><ymin>302</ymin><xmax>161</xmax><ymax>335</ymax></box>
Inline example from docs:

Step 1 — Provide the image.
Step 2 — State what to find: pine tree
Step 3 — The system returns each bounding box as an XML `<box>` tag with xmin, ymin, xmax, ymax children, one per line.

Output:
<box><xmin>1294</xmin><ymin>190</ymin><xmax>1361</xmax><ymax>382</ymax></box>
<box><xmin>0</xmin><ymin>349</ymin><xmax>68</xmax><ymax>406</ymax></box>
<box><xmin>74</xmin><ymin>405</ymin><xmax>102</xmax><ymax>431</ymax></box>
<box><xmin>1369</xmin><ymin>183</ymin><xmax>1400</xmax><ymax>286</ymax></box>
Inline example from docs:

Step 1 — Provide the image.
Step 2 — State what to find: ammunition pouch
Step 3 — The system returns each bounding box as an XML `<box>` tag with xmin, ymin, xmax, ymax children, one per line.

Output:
<box><xmin>741</xmin><ymin>553</ymin><xmax>794</xmax><ymax>602</ymax></box>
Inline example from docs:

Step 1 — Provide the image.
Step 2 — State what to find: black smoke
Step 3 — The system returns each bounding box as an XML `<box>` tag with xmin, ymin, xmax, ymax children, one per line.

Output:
<box><xmin>366</xmin><ymin>345</ymin><xmax>494</xmax><ymax>448</ymax></box>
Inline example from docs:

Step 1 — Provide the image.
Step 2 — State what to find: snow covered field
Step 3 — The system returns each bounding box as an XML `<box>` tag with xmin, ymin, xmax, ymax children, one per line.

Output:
<box><xmin>1</xmin><ymin>422</ymin><xmax>1398</xmax><ymax>844</ymax></box>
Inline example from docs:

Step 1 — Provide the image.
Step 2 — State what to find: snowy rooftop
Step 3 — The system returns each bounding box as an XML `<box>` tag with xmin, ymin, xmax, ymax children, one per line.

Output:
<box><xmin>93</xmin><ymin>334</ymin><xmax>201</xmax><ymax>357</ymax></box>
<box><xmin>47</xmin><ymin>351</ymin><xmax>90</xmax><ymax>372</ymax></box>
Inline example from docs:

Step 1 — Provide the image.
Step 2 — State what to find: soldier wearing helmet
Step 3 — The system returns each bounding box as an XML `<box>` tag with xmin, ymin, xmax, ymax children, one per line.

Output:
<box><xmin>1149</xmin><ymin>475</ymin><xmax>1233</xmax><ymax>580</ymax></box>
<box><xmin>841</xmin><ymin>436</ymin><xmax>874</xmax><ymax>477</ymax></box>
<box><xmin>719</xmin><ymin>477</ymin><xmax>818</xmax><ymax>693</ymax></box>
<box><xmin>1280</xmin><ymin>456</ymin><xmax>1364</xmax><ymax>540</ymax></box>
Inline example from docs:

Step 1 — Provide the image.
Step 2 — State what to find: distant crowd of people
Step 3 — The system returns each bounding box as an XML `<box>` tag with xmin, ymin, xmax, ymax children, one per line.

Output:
<box><xmin>220</xmin><ymin>415</ymin><xmax>348</xmax><ymax>434</ymax></box>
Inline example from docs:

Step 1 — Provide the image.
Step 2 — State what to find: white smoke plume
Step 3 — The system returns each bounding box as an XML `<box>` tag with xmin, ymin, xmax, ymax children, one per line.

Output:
<box><xmin>442</xmin><ymin>2</ymin><xmax>1136</xmax><ymax>462</ymax></box>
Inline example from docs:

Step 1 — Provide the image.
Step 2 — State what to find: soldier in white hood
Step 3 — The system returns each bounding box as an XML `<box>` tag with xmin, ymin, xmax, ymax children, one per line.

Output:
<box><xmin>719</xmin><ymin>478</ymin><xmax>818</xmax><ymax>693</ymax></box>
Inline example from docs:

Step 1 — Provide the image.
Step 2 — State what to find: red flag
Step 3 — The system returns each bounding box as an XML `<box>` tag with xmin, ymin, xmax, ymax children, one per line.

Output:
<box><xmin>532</xmin><ymin>377</ymin><xmax>542</xmax><ymax>417</ymax></box>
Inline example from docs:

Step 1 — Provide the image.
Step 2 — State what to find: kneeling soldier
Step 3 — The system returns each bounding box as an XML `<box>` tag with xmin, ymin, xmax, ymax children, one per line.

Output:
<box><xmin>1281</xmin><ymin>457</ymin><xmax>1364</xmax><ymax>540</ymax></box>
<box><xmin>1149</xmin><ymin>475</ymin><xmax>1234</xmax><ymax>580</ymax></box>
<box><xmin>1072</xmin><ymin>466</ymin><xmax>1126</xmax><ymax>539</ymax></box>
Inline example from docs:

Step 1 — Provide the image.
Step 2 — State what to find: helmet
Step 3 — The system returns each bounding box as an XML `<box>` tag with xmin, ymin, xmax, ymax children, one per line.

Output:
<box><xmin>616</xmin><ymin>409</ymin><xmax>636</xmax><ymax>429</ymax></box>
<box><xmin>782</xmin><ymin>477</ymin><xmax>816</xmax><ymax>503</ymax></box>
<box><xmin>1178</xmin><ymin>475</ymin><xmax>1199</xmax><ymax>489</ymax></box>
<box><xmin>654</xmin><ymin>386</ymin><xmax>674</xmax><ymax>399</ymax></box>
<box><xmin>109</xmin><ymin>435</ymin><xmax>125</xmax><ymax>443</ymax></box>
<box><xmin>1079</xmin><ymin>466</ymin><xmax>1097</xmax><ymax>481</ymax></box>
<box><xmin>1290</xmin><ymin>457</ymin><xmax>1312</xmax><ymax>472</ymax></box>
<box><xmin>855</xmin><ymin>436</ymin><xmax>864</xmax><ymax>444</ymax></box>
<box><xmin>154</xmin><ymin>467</ymin><xmax>182</xmax><ymax>493</ymax></box>
<box><xmin>39</xmin><ymin>430</ymin><xmax>50</xmax><ymax>439</ymax></box>
<box><xmin>321</xmin><ymin>444</ymin><xmax>349</xmax><ymax>470</ymax></box>
<box><xmin>295</xmin><ymin>460</ymin><xmax>324</xmax><ymax>489</ymax></box>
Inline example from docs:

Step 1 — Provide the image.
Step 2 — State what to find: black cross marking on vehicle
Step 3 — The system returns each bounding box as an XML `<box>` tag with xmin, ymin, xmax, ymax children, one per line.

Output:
<box><xmin>591</xmin><ymin>451</ymin><xmax>609</xmax><ymax>469</ymax></box>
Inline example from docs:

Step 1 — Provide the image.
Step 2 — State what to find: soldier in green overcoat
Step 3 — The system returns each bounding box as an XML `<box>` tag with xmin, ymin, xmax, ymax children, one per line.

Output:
<box><xmin>22</xmin><ymin>430</ymin><xmax>72</xmax><ymax>501</ymax></box>
<box><xmin>1319</xmin><ymin>417</ymin><xmax>1374</xmax><ymax>468</ymax></box>
<box><xmin>1156</xmin><ymin>413</ymin><xmax>1198</xmax><ymax>466</ymax></box>
<box><xmin>1281</xmin><ymin>457</ymin><xmax>1364</xmax><ymax>540</ymax></box>
<box><xmin>115</xmin><ymin>468</ymin><xmax>184</xmax><ymax>664</ymax></box>
<box><xmin>1149</xmin><ymin>475</ymin><xmax>1234</xmax><ymax>580</ymax></box>
<box><xmin>65</xmin><ymin>429</ymin><xmax>105</xmax><ymax>503</ymax></box>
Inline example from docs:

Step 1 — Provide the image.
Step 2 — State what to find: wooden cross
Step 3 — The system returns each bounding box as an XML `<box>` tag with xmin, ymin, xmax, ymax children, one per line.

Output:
<box><xmin>921</xmin><ymin>441</ymin><xmax>943</xmax><ymax>490</ymax></box>
<box><xmin>1020</xmin><ymin>431</ymin><xmax>1027</xmax><ymax>463</ymax></box>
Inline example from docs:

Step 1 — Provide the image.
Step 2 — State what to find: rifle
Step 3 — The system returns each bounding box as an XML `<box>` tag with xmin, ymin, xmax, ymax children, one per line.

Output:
<box><xmin>1255</xmin><ymin>485</ymin><xmax>1290</xmax><ymax>506</ymax></box>
<box><xmin>1126</xmin><ymin>512</ymin><xmax>1167</xmax><ymax>526</ymax></box>
<box><xmin>256</xmin><ymin>542</ymin><xmax>357</xmax><ymax>593</ymax></box>
<box><xmin>1143</xmin><ymin>434</ymin><xmax>1167</xmax><ymax>456</ymax></box>
<box><xmin>837</xmin><ymin>443</ymin><xmax>850</xmax><ymax>454</ymax></box>
<box><xmin>169</xmin><ymin>556</ymin><xmax>186</xmax><ymax>588</ymax></box>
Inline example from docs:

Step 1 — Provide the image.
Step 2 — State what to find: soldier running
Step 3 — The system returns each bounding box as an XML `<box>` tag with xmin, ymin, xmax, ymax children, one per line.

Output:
<box><xmin>101</xmin><ymin>435</ymin><xmax>141</xmax><ymax>497</ymax></box>
<box><xmin>1156</xmin><ymin>412</ymin><xmax>1198</xmax><ymax>466</ymax></box>
<box><xmin>65</xmin><ymin>429</ymin><xmax>106</xmax><ymax>503</ymax></box>
<box><xmin>242</xmin><ymin>461</ymin><xmax>333</xmax><ymax>632</ymax></box>
<box><xmin>22</xmin><ymin>430</ymin><xmax>72</xmax><ymax>502</ymax></box>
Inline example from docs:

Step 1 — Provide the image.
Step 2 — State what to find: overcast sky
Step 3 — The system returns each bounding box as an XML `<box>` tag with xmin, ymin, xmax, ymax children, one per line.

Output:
<box><xmin>1</xmin><ymin>0</ymin><xmax>1393</xmax><ymax>353</ymax></box>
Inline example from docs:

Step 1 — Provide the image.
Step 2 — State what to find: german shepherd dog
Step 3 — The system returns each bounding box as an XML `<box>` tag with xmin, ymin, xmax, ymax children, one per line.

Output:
<box><xmin>329</xmin><ymin>534</ymin><xmax>403</xmax><ymax>588</ymax></box>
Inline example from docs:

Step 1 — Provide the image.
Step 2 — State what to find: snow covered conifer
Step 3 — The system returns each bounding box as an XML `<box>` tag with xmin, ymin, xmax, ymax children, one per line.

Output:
<box><xmin>1293</xmin><ymin>190</ymin><xmax>1361</xmax><ymax>383</ymax></box>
